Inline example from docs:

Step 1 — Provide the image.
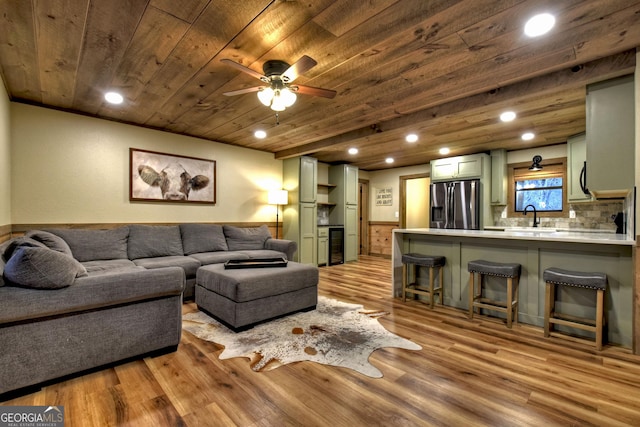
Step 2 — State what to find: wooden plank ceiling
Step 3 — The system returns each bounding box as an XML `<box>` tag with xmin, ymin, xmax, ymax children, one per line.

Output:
<box><xmin>0</xmin><ymin>0</ymin><xmax>638</xmax><ymax>170</ymax></box>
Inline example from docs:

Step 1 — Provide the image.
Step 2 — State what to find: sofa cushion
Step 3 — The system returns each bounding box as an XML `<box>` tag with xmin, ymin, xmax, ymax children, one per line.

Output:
<box><xmin>46</xmin><ymin>227</ymin><xmax>129</xmax><ymax>262</ymax></box>
<box><xmin>188</xmin><ymin>251</ymin><xmax>250</xmax><ymax>266</ymax></box>
<box><xmin>0</xmin><ymin>266</ymin><xmax>185</xmax><ymax>324</ymax></box>
<box><xmin>81</xmin><ymin>259</ymin><xmax>138</xmax><ymax>274</ymax></box>
<box><xmin>238</xmin><ymin>249</ymin><xmax>289</xmax><ymax>259</ymax></box>
<box><xmin>180</xmin><ymin>223</ymin><xmax>228</xmax><ymax>255</ymax></box>
<box><xmin>3</xmin><ymin>247</ymin><xmax>87</xmax><ymax>289</ymax></box>
<box><xmin>128</xmin><ymin>225</ymin><xmax>184</xmax><ymax>260</ymax></box>
<box><xmin>24</xmin><ymin>230</ymin><xmax>73</xmax><ymax>256</ymax></box>
<box><xmin>132</xmin><ymin>255</ymin><xmax>201</xmax><ymax>278</ymax></box>
<box><xmin>223</xmin><ymin>225</ymin><xmax>271</xmax><ymax>251</ymax></box>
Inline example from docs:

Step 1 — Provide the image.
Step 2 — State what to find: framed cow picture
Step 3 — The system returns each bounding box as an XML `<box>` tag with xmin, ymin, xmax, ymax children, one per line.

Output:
<box><xmin>129</xmin><ymin>148</ymin><xmax>216</xmax><ymax>204</ymax></box>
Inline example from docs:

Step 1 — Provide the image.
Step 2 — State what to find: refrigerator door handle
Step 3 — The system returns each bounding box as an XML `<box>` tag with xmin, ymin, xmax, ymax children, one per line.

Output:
<box><xmin>470</xmin><ymin>181</ymin><xmax>477</xmax><ymax>229</ymax></box>
<box><xmin>446</xmin><ymin>183</ymin><xmax>454</xmax><ymax>228</ymax></box>
<box><xmin>443</xmin><ymin>184</ymin><xmax>450</xmax><ymax>228</ymax></box>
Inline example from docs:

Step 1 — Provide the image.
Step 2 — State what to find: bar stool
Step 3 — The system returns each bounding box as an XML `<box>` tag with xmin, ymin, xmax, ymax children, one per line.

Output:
<box><xmin>402</xmin><ymin>253</ymin><xmax>445</xmax><ymax>308</ymax></box>
<box><xmin>543</xmin><ymin>267</ymin><xmax>607</xmax><ymax>350</ymax></box>
<box><xmin>468</xmin><ymin>260</ymin><xmax>521</xmax><ymax>328</ymax></box>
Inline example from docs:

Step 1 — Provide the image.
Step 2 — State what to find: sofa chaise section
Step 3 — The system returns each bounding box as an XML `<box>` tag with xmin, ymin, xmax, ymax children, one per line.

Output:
<box><xmin>0</xmin><ymin>232</ymin><xmax>185</xmax><ymax>396</ymax></box>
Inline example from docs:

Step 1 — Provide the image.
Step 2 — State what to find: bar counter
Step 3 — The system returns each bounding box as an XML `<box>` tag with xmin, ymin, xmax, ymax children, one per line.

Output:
<box><xmin>392</xmin><ymin>228</ymin><xmax>635</xmax><ymax>348</ymax></box>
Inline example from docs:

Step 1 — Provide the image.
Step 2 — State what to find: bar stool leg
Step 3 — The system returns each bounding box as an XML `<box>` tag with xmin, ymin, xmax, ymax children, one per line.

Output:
<box><xmin>595</xmin><ymin>289</ymin><xmax>604</xmax><ymax>351</ymax></box>
<box><xmin>428</xmin><ymin>266</ymin><xmax>435</xmax><ymax>308</ymax></box>
<box><xmin>402</xmin><ymin>263</ymin><xmax>408</xmax><ymax>302</ymax></box>
<box><xmin>506</xmin><ymin>277</ymin><xmax>513</xmax><ymax>328</ymax></box>
<box><xmin>468</xmin><ymin>272</ymin><xmax>476</xmax><ymax>318</ymax></box>
<box><xmin>438</xmin><ymin>265</ymin><xmax>444</xmax><ymax>305</ymax></box>
<box><xmin>544</xmin><ymin>281</ymin><xmax>555</xmax><ymax>338</ymax></box>
<box><xmin>512</xmin><ymin>276</ymin><xmax>519</xmax><ymax>325</ymax></box>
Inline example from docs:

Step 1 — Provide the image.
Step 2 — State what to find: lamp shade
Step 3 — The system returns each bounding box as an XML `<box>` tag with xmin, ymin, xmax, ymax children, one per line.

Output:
<box><xmin>268</xmin><ymin>189</ymin><xmax>288</xmax><ymax>205</ymax></box>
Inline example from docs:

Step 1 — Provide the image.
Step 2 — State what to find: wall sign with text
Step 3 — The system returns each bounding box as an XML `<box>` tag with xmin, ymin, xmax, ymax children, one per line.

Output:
<box><xmin>375</xmin><ymin>188</ymin><xmax>393</xmax><ymax>206</ymax></box>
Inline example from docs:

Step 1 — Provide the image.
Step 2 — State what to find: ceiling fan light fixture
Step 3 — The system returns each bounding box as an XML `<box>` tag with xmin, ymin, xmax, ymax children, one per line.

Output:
<box><xmin>257</xmin><ymin>87</ymin><xmax>274</xmax><ymax>106</ymax></box>
<box><xmin>280</xmin><ymin>87</ymin><xmax>297</xmax><ymax>107</ymax></box>
<box><xmin>270</xmin><ymin>92</ymin><xmax>287</xmax><ymax>111</ymax></box>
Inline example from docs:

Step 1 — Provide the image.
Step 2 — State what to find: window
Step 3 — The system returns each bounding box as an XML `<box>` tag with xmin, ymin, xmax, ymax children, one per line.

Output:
<box><xmin>508</xmin><ymin>158</ymin><xmax>567</xmax><ymax>218</ymax></box>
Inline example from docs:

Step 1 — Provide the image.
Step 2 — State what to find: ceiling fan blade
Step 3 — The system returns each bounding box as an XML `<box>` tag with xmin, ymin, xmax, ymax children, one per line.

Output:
<box><xmin>220</xmin><ymin>59</ymin><xmax>266</xmax><ymax>81</ymax></box>
<box><xmin>282</xmin><ymin>55</ymin><xmax>317</xmax><ymax>83</ymax></box>
<box><xmin>293</xmin><ymin>84</ymin><xmax>337</xmax><ymax>99</ymax></box>
<box><xmin>223</xmin><ymin>86</ymin><xmax>263</xmax><ymax>96</ymax></box>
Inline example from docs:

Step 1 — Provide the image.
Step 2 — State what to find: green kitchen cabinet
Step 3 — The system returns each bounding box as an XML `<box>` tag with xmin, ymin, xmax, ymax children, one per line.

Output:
<box><xmin>329</xmin><ymin>164</ymin><xmax>359</xmax><ymax>262</ymax></box>
<box><xmin>317</xmin><ymin>226</ymin><xmax>328</xmax><ymax>266</ymax></box>
<box><xmin>586</xmin><ymin>75</ymin><xmax>635</xmax><ymax>197</ymax></box>
<box><xmin>567</xmin><ymin>133</ymin><xmax>592</xmax><ymax>202</ymax></box>
<box><xmin>431</xmin><ymin>153</ymin><xmax>487</xmax><ymax>182</ymax></box>
<box><xmin>490</xmin><ymin>149</ymin><xmax>507</xmax><ymax>205</ymax></box>
<box><xmin>283</xmin><ymin>156</ymin><xmax>318</xmax><ymax>265</ymax></box>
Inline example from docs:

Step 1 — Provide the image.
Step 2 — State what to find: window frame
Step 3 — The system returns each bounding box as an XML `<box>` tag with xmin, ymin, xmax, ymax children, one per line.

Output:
<box><xmin>507</xmin><ymin>157</ymin><xmax>568</xmax><ymax>218</ymax></box>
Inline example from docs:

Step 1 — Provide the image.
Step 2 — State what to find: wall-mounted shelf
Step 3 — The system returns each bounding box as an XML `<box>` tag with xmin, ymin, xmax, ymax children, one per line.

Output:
<box><xmin>318</xmin><ymin>202</ymin><xmax>337</xmax><ymax>207</ymax></box>
<box><xmin>318</xmin><ymin>183</ymin><xmax>337</xmax><ymax>188</ymax></box>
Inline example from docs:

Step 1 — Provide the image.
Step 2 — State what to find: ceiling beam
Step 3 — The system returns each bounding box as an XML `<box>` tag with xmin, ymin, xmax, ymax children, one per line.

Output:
<box><xmin>274</xmin><ymin>50</ymin><xmax>636</xmax><ymax>160</ymax></box>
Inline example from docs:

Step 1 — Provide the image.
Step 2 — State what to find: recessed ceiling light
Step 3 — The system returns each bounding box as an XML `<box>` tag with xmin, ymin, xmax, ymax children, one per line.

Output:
<box><xmin>521</xmin><ymin>132</ymin><xmax>535</xmax><ymax>141</ymax></box>
<box><xmin>104</xmin><ymin>91</ymin><xmax>123</xmax><ymax>105</ymax></box>
<box><xmin>405</xmin><ymin>133</ymin><xmax>418</xmax><ymax>143</ymax></box>
<box><xmin>500</xmin><ymin>111</ymin><xmax>516</xmax><ymax>122</ymax></box>
<box><xmin>385</xmin><ymin>157</ymin><xmax>394</xmax><ymax>164</ymax></box>
<box><xmin>254</xmin><ymin>130</ymin><xmax>267</xmax><ymax>139</ymax></box>
<box><xmin>348</xmin><ymin>147</ymin><xmax>358</xmax><ymax>155</ymax></box>
<box><xmin>439</xmin><ymin>147</ymin><xmax>450</xmax><ymax>155</ymax></box>
<box><xmin>524</xmin><ymin>13</ymin><xmax>555</xmax><ymax>37</ymax></box>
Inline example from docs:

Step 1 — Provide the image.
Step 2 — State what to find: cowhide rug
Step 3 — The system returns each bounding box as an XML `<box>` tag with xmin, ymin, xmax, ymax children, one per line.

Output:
<box><xmin>182</xmin><ymin>296</ymin><xmax>421</xmax><ymax>378</ymax></box>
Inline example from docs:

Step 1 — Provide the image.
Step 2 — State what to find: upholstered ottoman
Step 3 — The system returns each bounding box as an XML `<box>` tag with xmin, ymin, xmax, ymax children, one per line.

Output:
<box><xmin>195</xmin><ymin>262</ymin><xmax>318</xmax><ymax>331</ymax></box>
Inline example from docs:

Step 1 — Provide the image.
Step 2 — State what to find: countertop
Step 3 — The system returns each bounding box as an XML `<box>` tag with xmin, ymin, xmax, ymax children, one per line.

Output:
<box><xmin>393</xmin><ymin>227</ymin><xmax>636</xmax><ymax>246</ymax></box>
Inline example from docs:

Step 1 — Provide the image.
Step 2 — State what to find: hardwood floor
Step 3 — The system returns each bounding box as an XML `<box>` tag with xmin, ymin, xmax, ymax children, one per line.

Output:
<box><xmin>3</xmin><ymin>255</ymin><xmax>640</xmax><ymax>426</ymax></box>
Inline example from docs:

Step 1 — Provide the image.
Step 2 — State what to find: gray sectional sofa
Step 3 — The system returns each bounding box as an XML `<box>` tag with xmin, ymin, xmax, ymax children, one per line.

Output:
<box><xmin>0</xmin><ymin>224</ymin><xmax>297</xmax><ymax>396</ymax></box>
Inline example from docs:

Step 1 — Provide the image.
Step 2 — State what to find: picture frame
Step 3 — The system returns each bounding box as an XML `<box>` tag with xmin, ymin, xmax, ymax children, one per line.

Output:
<box><xmin>129</xmin><ymin>148</ymin><xmax>216</xmax><ymax>204</ymax></box>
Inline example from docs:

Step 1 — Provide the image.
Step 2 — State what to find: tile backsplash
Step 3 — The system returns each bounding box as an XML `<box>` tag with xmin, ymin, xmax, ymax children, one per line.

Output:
<box><xmin>492</xmin><ymin>201</ymin><xmax>624</xmax><ymax>232</ymax></box>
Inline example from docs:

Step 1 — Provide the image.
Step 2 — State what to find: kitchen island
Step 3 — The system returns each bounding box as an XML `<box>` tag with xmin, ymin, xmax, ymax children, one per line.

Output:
<box><xmin>392</xmin><ymin>228</ymin><xmax>635</xmax><ymax>348</ymax></box>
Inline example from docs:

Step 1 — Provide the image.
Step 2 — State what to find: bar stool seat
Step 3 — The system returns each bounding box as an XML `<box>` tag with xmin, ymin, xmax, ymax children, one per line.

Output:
<box><xmin>402</xmin><ymin>253</ymin><xmax>445</xmax><ymax>308</ymax></box>
<box><xmin>468</xmin><ymin>260</ymin><xmax>521</xmax><ymax>328</ymax></box>
<box><xmin>543</xmin><ymin>267</ymin><xmax>607</xmax><ymax>350</ymax></box>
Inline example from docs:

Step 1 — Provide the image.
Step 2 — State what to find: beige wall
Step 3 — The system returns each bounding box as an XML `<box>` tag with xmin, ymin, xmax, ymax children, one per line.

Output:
<box><xmin>0</xmin><ymin>83</ymin><xmax>10</xmax><ymax>227</ymax></box>
<box><xmin>406</xmin><ymin>177</ymin><xmax>430</xmax><ymax>228</ymax></box>
<box><xmin>368</xmin><ymin>165</ymin><xmax>430</xmax><ymax>222</ymax></box>
<box><xmin>10</xmin><ymin>103</ymin><xmax>282</xmax><ymax>224</ymax></box>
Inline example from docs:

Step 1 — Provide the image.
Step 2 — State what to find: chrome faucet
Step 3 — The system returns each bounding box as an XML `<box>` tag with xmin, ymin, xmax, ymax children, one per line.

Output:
<box><xmin>523</xmin><ymin>204</ymin><xmax>540</xmax><ymax>227</ymax></box>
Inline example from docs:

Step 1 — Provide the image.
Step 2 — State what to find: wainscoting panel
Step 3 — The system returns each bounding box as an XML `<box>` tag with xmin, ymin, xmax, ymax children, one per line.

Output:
<box><xmin>368</xmin><ymin>221</ymin><xmax>398</xmax><ymax>257</ymax></box>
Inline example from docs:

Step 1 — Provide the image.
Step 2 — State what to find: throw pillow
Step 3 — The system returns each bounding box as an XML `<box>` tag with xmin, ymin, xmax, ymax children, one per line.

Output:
<box><xmin>25</xmin><ymin>230</ymin><xmax>73</xmax><ymax>256</ymax></box>
<box><xmin>180</xmin><ymin>223</ymin><xmax>228</xmax><ymax>254</ymax></box>
<box><xmin>128</xmin><ymin>225</ymin><xmax>184</xmax><ymax>259</ymax></box>
<box><xmin>3</xmin><ymin>246</ymin><xmax>87</xmax><ymax>289</ymax></box>
<box><xmin>223</xmin><ymin>225</ymin><xmax>271</xmax><ymax>251</ymax></box>
<box><xmin>2</xmin><ymin>237</ymin><xmax>47</xmax><ymax>260</ymax></box>
<box><xmin>46</xmin><ymin>227</ymin><xmax>129</xmax><ymax>262</ymax></box>
<box><xmin>0</xmin><ymin>238</ymin><xmax>10</xmax><ymax>287</ymax></box>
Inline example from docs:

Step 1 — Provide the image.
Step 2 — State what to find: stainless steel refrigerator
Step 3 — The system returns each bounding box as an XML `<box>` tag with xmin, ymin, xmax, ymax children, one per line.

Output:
<box><xmin>430</xmin><ymin>179</ymin><xmax>480</xmax><ymax>229</ymax></box>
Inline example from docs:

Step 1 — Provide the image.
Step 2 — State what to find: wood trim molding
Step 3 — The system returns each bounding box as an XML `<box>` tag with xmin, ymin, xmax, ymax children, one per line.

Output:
<box><xmin>0</xmin><ymin>224</ymin><xmax>11</xmax><ymax>242</ymax></box>
<box><xmin>369</xmin><ymin>221</ymin><xmax>399</xmax><ymax>226</ymax></box>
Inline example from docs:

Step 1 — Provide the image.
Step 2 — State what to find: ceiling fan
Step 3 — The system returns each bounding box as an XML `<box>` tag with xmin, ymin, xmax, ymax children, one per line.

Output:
<box><xmin>221</xmin><ymin>55</ymin><xmax>336</xmax><ymax>112</ymax></box>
